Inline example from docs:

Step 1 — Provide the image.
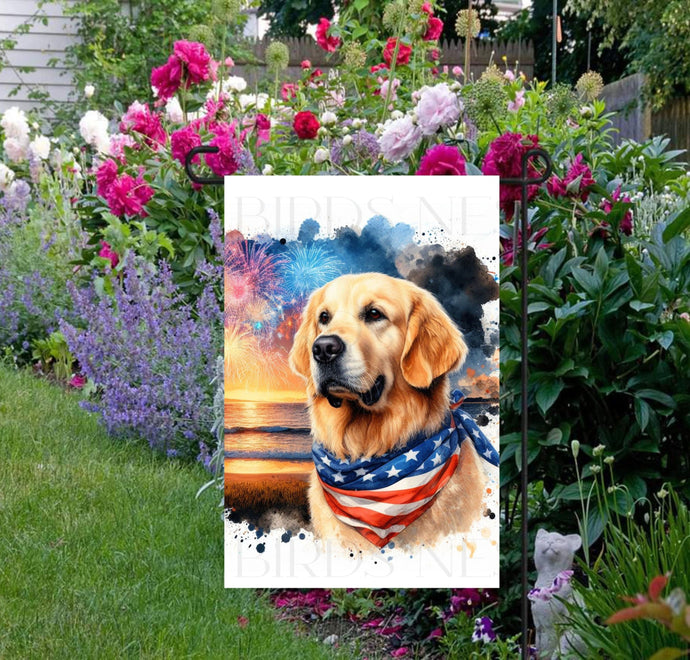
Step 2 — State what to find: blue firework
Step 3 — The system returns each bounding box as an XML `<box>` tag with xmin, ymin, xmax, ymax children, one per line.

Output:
<box><xmin>282</xmin><ymin>244</ymin><xmax>343</xmax><ymax>299</ymax></box>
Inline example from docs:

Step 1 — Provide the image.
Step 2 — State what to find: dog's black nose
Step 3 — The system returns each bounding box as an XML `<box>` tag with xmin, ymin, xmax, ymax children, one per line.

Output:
<box><xmin>312</xmin><ymin>335</ymin><xmax>345</xmax><ymax>363</ymax></box>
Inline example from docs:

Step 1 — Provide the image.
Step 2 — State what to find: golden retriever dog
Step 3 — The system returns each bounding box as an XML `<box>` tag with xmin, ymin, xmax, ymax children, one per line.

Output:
<box><xmin>289</xmin><ymin>272</ymin><xmax>488</xmax><ymax>551</ymax></box>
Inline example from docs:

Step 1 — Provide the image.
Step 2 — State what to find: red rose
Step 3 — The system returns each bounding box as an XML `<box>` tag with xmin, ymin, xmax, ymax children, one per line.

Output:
<box><xmin>416</xmin><ymin>144</ymin><xmax>467</xmax><ymax>175</ymax></box>
<box><xmin>383</xmin><ymin>38</ymin><xmax>412</xmax><ymax>66</ymax></box>
<box><xmin>424</xmin><ymin>16</ymin><xmax>444</xmax><ymax>41</ymax></box>
<box><xmin>315</xmin><ymin>18</ymin><xmax>340</xmax><ymax>52</ymax></box>
<box><xmin>293</xmin><ymin>111</ymin><xmax>320</xmax><ymax>140</ymax></box>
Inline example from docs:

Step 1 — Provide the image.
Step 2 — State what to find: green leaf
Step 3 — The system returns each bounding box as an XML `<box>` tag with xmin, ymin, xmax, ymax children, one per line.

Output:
<box><xmin>541</xmin><ymin>427</ymin><xmax>563</xmax><ymax>446</ymax></box>
<box><xmin>662</xmin><ymin>206</ymin><xmax>690</xmax><ymax>243</ymax></box>
<box><xmin>594</xmin><ymin>247</ymin><xmax>609</xmax><ymax>281</ymax></box>
<box><xmin>634</xmin><ymin>397</ymin><xmax>651</xmax><ymax>432</ymax></box>
<box><xmin>636</xmin><ymin>389</ymin><xmax>676</xmax><ymax>409</ymax></box>
<box><xmin>649</xmin><ymin>649</ymin><xmax>688</xmax><ymax>660</ymax></box>
<box><xmin>630</xmin><ymin>300</ymin><xmax>655</xmax><ymax>312</ymax></box>
<box><xmin>536</xmin><ymin>379</ymin><xmax>564</xmax><ymax>415</ymax></box>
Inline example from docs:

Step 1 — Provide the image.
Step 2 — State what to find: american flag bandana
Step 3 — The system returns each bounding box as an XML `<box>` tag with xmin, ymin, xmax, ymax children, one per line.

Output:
<box><xmin>312</xmin><ymin>390</ymin><xmax>499</xmax><ymax>548</ymax></box>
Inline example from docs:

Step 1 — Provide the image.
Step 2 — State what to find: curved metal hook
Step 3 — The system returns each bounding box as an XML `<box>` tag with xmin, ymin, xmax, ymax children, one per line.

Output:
<box><xmin>501</xmin><ymin>147</ymin><xmax>553</xmax><ymax>187</ymax></box>
<box><xmin>184</xmin><ymin>146</ymin><xmax>224</xmax><ymax>185</ymax></box>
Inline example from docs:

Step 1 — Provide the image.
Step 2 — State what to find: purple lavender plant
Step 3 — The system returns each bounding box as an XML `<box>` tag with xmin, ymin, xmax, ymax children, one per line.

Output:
<box><xmin>60</xmin><ymin>253</ymin><xmax>222</xmax><ymax>455</ymax></box>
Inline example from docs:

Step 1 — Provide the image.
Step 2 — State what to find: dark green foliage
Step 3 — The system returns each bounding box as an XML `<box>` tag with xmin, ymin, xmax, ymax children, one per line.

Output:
<box><xmin>258</xmin><ymin>0</ymin><xmax>337</xmax><ymax>37</ymax></box>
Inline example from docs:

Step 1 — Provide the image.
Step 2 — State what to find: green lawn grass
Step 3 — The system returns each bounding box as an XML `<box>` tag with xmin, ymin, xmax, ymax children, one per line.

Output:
<box><xmin>0</xmin><ymin>366</ymin><xmax>336</xmax><ymax>659</ymax></box>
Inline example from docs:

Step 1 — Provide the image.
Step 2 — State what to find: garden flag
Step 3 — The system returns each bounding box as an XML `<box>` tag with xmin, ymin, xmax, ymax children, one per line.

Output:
<box><xmin>224</xmin><ymin>176</ymin><xmax>500</xmax><ymax>588</ymax></box>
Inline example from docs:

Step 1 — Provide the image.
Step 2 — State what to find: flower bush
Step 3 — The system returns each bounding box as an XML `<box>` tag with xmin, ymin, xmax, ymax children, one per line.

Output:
<box><xmin>1</xmin><ymin>0</ymin><xmax>689</xmax><ymax>653</ymax></box>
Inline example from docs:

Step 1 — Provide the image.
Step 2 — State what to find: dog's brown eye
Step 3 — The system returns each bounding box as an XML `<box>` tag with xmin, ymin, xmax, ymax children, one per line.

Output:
<box><xmin>365</xmin><ymin>308</ymin><xmax>384</xmax><ymax>322</ymax></box>
<box><xmin>319</xmin><ymin>311</ymin><xmax>330</xmax><ymax>325</ymax></box>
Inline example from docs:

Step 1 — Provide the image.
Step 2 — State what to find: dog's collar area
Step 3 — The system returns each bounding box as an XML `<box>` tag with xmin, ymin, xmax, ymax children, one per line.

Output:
<box><xmin>312</xmin><ymin>389</ymin><xmax>499</xmax><ymax>548</ymax></box>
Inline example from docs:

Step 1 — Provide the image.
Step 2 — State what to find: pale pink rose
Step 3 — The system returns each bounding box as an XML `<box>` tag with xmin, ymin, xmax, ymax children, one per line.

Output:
<box><xmin>416</xmin><ymin>83</ymin><xmax>462</xmax><ymax>135</ymax></box>
<box><xmin>452</xmin><ymin>65</ymin><xmax>463</xmax><ymax>77</ymax></box>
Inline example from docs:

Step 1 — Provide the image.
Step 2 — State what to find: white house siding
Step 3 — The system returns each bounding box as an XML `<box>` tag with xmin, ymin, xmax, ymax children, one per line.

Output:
<box><xmin>0</xmin><ymin>0</ymin><xmax>79</xmax><ymax>113</ymax></box>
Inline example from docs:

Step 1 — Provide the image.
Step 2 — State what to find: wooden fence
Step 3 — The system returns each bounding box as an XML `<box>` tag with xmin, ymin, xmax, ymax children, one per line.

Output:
<box><xmin>232</xmin><ymin>37</ymin><xmax>534</xmax><ymax>86</ymax></box>
<box><xmin>601</xmin><ymin>73</ymin><xmax>690</xmax><ymax>158</ymax></box>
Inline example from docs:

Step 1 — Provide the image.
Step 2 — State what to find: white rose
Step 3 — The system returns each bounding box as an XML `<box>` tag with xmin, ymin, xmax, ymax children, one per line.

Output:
<box><xmin>320</xmin><ymin>111</ymin><xmax>337</xmax><ymax>126</ymax></box>
<box><xmin>225</xmin><ymin>76</ymin><xmax>247</xmax><ymax>93</ymax></box>
<box><xmin>262</xmin><ymin>164</ymin><xmax>274</xmax><ymax>175</ymax></box>
<box><xmin>79</xmin><ymin>110</ymin><xmax>110</xmax><ymax>153</ymax></box>
<box><xmin>84</xmin><ymin>84</ymin><xmax>95</xmax><ymax>98</ymax></box>
<box><xmin>0</xmin><ymin>162</ymin><xmax>15</xmax><ymax>192</ymax></box>
<box><xmin>313</xmin><ymin>147</ymin><xmax>330</xmax><ymax>164</ymax></box>
<box><xmin>29</xmin><ymin>135</ymin><xmax>51</xmax><ymax>160</ymax></box>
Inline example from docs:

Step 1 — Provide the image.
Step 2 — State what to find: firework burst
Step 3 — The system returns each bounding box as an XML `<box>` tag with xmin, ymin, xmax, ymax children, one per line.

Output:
<box><xmin>224</xmin><ymin>238</ymin><xmax>286</xmax><ymax>301</ymax></box>
<box><xmin>281</xmin><ymin>244</ymin><xmax>342</xmax><ymax>299</ymax></box>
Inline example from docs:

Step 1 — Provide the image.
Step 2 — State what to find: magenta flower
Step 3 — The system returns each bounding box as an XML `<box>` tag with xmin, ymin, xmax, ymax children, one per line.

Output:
<box><xmin>501</xmin><ymin>225</ymin><xmax>552</xmax><ymax>266</ymax></box>
<box><xmin>106</xmin><ymin>174</ymin><xmax>154</xmax><ymax>217</ymax></box>
<box><xmin>173</xmin><ymin>40</ymin><xmax>214</xmax><ymax>85</ymax></box>
<box><xmin>69</xmin><ymin>373</ymin><xmax>87</xmax><ymax>388</ymax></box>
<box><xmin>416</xmin><ymin>144</ymin><xmax>467</xmax><ymax>175</ymax></box>
<box><xmin>171</xmin><ymin>125</ymin><xmax>202</xmax><ymax>165</ymax></box>
<box><xmin>482</xmin><ymin>132</ymin><xmax>541</xmax><ymax>219</ymax></box>
<box><xmin>547</xmin><ymin>153</ymin><xmax>595</xmax><ymax>202</ymax></box>
<box><xmin>390</xmin><ymin>648</ymin><xmax>409</xmax><ymax>658</ymax></box>
<box><xmin>600</xmin><ymin>185</ymin><xmax>633</xmax><ymax>235</ymax></box>
<box><xmin>96</xmin><ymin>159</ymin><xmax>118</xmax><ymax>198</ymax></box>
<box><xmin>120</xmin><ymin>102</ymin><xmax>167</xmax><ymax>149</ymax></box>
<box><xmin>151</xmin><ymin>55</ymin><xmax>183</xmax><ymax>102</ymax></box>
<box><xmin>315</xmin><ymin>18</ymin><xmax>340</xmax><ymax>52</ymax></box>
<box><xmin>205</xmin><ymin>124</ymin><xmax>242</xmax><ymax>176</ymax></box>
<box><xmin>98</xmin><ymin>240</ymin><xmax>120</xmax><ymax>268</ymax></box>
<box><xmin>423</xmin><ymin>16</ymin><xmax>444</xmax><ymax>41</ymax></box>
<box><xmin>471</xmin><ymin>616</ymin><xmax>497</xmax><ymax>643</ymax></box>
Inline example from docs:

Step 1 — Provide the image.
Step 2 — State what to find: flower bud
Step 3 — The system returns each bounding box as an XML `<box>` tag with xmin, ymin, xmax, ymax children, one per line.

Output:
<box><xmin>313</xmin><ymin>147</ymin><xmax>329</xmax><ymax>164</ymax></box>
<box><xmin>571</xmin><ymin>440</ymin><xmax>580</xmax><ymax>459</ymax></box>
<box><xmin>262</xmin><ymin>164</ymin><xmax>274</xmax><ymax>175</ymax></box>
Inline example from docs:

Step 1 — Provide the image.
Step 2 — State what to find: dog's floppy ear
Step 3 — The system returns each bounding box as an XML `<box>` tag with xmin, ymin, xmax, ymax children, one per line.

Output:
<box><xmin>400</xmin><ymin>287</ymin><xmax>467</xmax><ymax>389</ymax></box>
<box><xmin>288</xmin><ymin>291</ymin><xmax>320</xmax><ymax>379</ymax></box>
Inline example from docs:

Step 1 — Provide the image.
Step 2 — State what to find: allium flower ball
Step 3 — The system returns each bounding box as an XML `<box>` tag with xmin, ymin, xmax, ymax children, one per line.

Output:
<box><xmin>187</xmin><ymin>24</ymin><xmax>214</xmax><ymax>48</ymax></box>
<box><xmin>383</xmin><ymin>38</ymin><xmax>412</xmax><ymax>66</ymax></box>
<box><xmin>98</xmin><ymin>241</ymin><xmax>120</xmax><ymax>269</ymax></box>
<box><xmin>482</xmin><ymin>132</ymin><xmax>541</xmax><ymax>219</ymax></box>
<box><xmin>0</xmin><ymin>162</ymin><xmax>15</xmax><ymax>192</ymax></box>
<box><xmin>455</xmin><ymin>8</ymin><xmax>480</xmax><ymax>38</ymax></box>
<box><xmin>576</xmin><ymin>70</ymin><xmax>604</xmax><ymax>101</ymax></box>
<box><xmin>382</xmin><ymin>1</ymin><xmax>406</xmax><ymax>31</ymax></box>
<box><xmin>315</xmin><ymin>18</ymin><xmax>341</xmax><ymax>52</ymax></box>
<box><xmin>337</xmin><ymin>42</ymin><xmax>364</xmax><ymax>72</ymax></box>
<box><xmin>423</xmin><ymin>16</ymin><xmax>444</xmax><ymax>41</ymax></box>
<box><xmin>416</xmin><ymin>83</ymin><xmax>462</xmax><ymax>135</ymax></box>
<box><xmin>171</xmin><ymin>125</ymin><xmax>202</xmax><ymax>165</ymax></box>
<box><xmin>293</xmin><ymin>111</ymin><xmax>320</xmax><ymax>140</ymax></box>
<box><xmin>29</xmin><ymin>135</ymin><xmax>51</xmax><ymax>160</ymax></box>
<box><xmin>84</xmin><ymin>84</ymin><xmax>95</xmax><ymax>98</ymax></box>
<box><xmin>416</xmin><ymin>144</ymin><xmax>466</xmax><ymax>175</ymax></box>
<box><xmin>265</xmin><ymin>41</ymin><xmax>290</xmax><ymax>75</ymax></box>
<box><xmin>379</xmin><ymin>116</ymin><xmax>422</xmax><ymax>162</ymax></box>
<box><xmin>79</xmin><ymin>110</ymin><xmax>111</xmax><ymax>153</ymax></box>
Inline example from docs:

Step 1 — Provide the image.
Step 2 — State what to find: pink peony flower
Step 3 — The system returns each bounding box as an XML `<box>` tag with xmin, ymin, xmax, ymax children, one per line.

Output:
<box><xmin>301</xmin><ymin>59</ymin><xmax>311</xmax><ymax>69</ymax></box>
<box><xmin>421</xmin><ymin>2</ymin><xmax>433</xmax><ymax>14</ymax></box>
<box><xmin>96</xmin><ymin>159</ymin><xmax>118</xmax><ymax>198</ymax></box>
<box><xmin>508</xmin><ymin>88</ymin><xmax>525</xmax><ymax>112</ymax></box>
<box><xmin>315</xmin><ymin>18</ymin><xmax>340</xmax><ymax>52</ymax></box>
<box><xmin>69</xmin><ymin>374</ymin><xmax>87</xmax><ymax>388</ymax></box>
<box><xmin>424</xmin><ymin>16</ymin><xmax>444</xmax><ymax>41</ymax></box>
<box><xmin>225</xmin><ymin>56</ymin><xmax>235</xmax><ymax>68</ymax></box>
<box><xmin>173</xmin><ymin>40</ymin><xmax>214</xmax><ymax>85</ymax></box>
<box><xmin>416</xmin><ymin>144</ymin><xmax>466</xmax><ymax>175</ymax></box>
<box><xmin>98</xmin><ymin>240</ymin><xmax>119</xmax><ymax>268</ymax></box>
<box><xmin>547</xmin><ymin>153</ymin><xmax>594</xmax><ymax>201</ymax></box>
<box><xmin>391</xmin><ymin>649</ymin><xmax>409</xmax><ymax>658</ymax></box>
<box><xmin>416</xmin><ymin>82</ymin><xmax>461</xmax><ymax>135</ymax></box>
<box><xmin>379</xmin><ymin>116</ymin><xmax>422</xmax><ymax>162</ymax></box>
<box><xmin>379</xmin><ymin>77</ymin><xmax>400</xmax><ymax>102</ymax></box>
<box><xmin>205</xmin><ymin>124</ymin><xmax>241</xmax><ymax>176</ymax></box>
<box><xmin>109</xmin><ymin>133</ymin><xmax>137</xmax><ymax>160</ymax></box>
<box><xmin>452</xmin><ymin>65</ymin><xmax>463</xmax><ymax>77</ymax></box>
<box><xmin>383</xmin><ymin>38</ymin><xmax>412</xmax><ymax>66</ymax></box>
<box><xmin>151</xmin><ymin>55</ymin><xmax>183</xmax><ymax>101</ymax></box>
<box><xmin>106</xmin><ymin>173</ymin><xmax>154</xmax><ymax>217</ymax></box>
<box><xmin>482</xmin><ymin>132</ymin><xmax>541</xmax><ymax>219</ymax></box>
<box><xmin>171</xmin><ymin>125</ymin><xmax>202</xmax><ymax>165</ymax></box>
<box><xmin>501</xmin><ymin>225</ymin><xmax>551</xmax><ymax>266</ymax></box>
<box><xmin>120</xmin><ymin>102</ymin><xmax>167</xmax><ymax>149</ymax></box>
<box><xmin>281</xmin><ymin>82</ymin><xmax>298</xmax><ymax>101</ymax></box>
<box><xmin>293</xmin><ymin>111</ymin><xmax>320</xmax><ymax>140</ymax></box>
<box><xmin>370</xmin><ymin>63</ymin><xmax>389</xmax><ymax>74</ymax></box>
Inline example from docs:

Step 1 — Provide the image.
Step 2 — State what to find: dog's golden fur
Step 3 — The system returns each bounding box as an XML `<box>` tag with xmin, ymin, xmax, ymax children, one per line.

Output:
<box><xmin>289</xmin><ymin>273</ymin><xmax>487</xmax><ymax>551</ymax></box>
